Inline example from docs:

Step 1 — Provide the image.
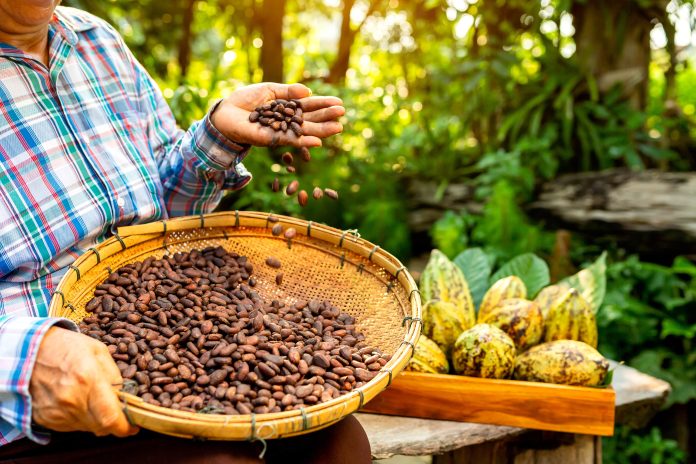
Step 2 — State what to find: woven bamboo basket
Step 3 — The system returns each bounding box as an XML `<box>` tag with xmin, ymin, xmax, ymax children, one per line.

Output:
<box><xmin>48</xmin><ymin>211</ymin><xmax>421</xmax><ymax>440</ymax></box>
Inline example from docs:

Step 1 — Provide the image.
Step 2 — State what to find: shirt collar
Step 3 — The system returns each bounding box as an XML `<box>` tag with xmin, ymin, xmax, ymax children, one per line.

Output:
<box><xmin>0</xmin><ymin>8</ymin><xmax>95</xmax><ymax>60</ymax></box>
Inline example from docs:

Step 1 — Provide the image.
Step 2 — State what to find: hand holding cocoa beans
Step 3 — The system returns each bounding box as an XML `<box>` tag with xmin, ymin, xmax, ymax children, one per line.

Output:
<box><xmin>210</xmin><ymin>83</ymin><xmax>344</xmax><ymax>148</ymax></box>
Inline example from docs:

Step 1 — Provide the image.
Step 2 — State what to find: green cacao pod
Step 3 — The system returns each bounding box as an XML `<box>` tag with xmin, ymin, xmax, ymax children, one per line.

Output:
<box><xmin>479</xmin><ymin>298</ymin><xmax>544</xmax><ymax>352</ymax></box>
<box><xmin>544</xmin><ymin>288</ymin><xmax>598</xmax><ymax>348</ymax></box>
<box><xmin>420</xmin><ymin>250</ymin><xmax>475</xmax><ymax>329</ymax></box>
<box><xmin>478</xmin><ymin>276</ymin><xmax>527</xmax><ymax>321</ymax></box>
<box><xmin>534</xmin><ymin>284</ymin><xmax>569</xmax><ymax>319</ymax></box>
<box><xmin>423</xmin><ymin>300</ymin><xmax>471</xmax><ymax>356</ymax></box>
<box><xmin>451</xmin><ymin>324</ymin><xmax>516</xmax><ymax>379</ymax></box>
<box><xmin>513</xmin><ymin>340</ymin><xmax>609</xmax><ymax>386</ymax></box>
<box><xmin>406</xmin><ymin>335</ymin><xmax>449</xmax><ymax>374</ymax></box>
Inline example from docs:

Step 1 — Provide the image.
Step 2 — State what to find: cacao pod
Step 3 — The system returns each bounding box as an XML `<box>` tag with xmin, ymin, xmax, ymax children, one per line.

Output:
<box><xmin>479</xmin><ymin>298</ymin><xmax>544</xmax><ymax>351</ymax></box>
<box><xmin>422</xmin><ymin>300</ymin><xmax>471</xmax><ymax>356</ymax></box>
<box><xmin>478</xmin><ymin>276</ymin><xmax>527</xmax><ymax>321</ymax></box>
<box><xmin>544</xmin><ymin>288</ymin><xmax>598</xmax><ymax>348</ymax></box>
<box><xmin>534</xmin><ymin>284</ymin><xmax>569</xmax><ymax>319</ymax></box>
<box><xmin>420</xmin><ymin>249</ymin><xmax>475</xmax><ymax>329</ymax></box>
<box><xmin>406</xmin><ymin>335</ymin><xmax>449</xmax><ymax>374</ymax></box>
<box><xmin>514</xmin><ymin>340</ymin><xmax>609</xmax><ymax>387</ymax></box>
<box><xmin>451</xmin><ymin>324</ymin><xmax>516</xmax><ymax>379</ymax></box>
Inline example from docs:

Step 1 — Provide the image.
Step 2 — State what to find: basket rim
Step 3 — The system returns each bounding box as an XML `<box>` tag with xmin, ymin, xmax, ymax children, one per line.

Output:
<box><xmin>49</xmin><ymin>211</ymin><xmax>422</xmax><ymax>438</ymax></box>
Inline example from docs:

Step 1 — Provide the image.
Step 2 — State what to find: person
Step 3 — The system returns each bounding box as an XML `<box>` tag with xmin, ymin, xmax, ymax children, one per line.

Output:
<box><xmin>0</xmin><ymin>1</ymin><xmax>371</xmax><ymax>462</ymax></box>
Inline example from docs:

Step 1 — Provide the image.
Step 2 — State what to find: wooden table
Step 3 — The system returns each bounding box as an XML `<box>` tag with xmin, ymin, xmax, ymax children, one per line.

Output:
<box><xmin>357</xmin><ymin>362</ymin><xmax>670</xmax><ymax>463</ymax></box>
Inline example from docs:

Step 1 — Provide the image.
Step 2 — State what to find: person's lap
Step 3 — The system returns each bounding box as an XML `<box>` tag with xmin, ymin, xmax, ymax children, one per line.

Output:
<box><xmin>0</xmin><ymin>416</ymin><xmax>371</xmax><ymax>464</ymax></box>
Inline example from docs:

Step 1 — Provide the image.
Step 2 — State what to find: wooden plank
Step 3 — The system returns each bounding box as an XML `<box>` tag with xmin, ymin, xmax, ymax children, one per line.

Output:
<box><xmin>362</xmin><ymin>372</ymin><xmax>615</xmax><ymax>436</ymax></box>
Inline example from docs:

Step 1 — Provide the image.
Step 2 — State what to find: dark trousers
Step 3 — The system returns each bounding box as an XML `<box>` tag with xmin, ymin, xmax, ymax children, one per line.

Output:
<box><xmin>0</xmin><ymin>416</ymin><xmax>371</xmax><ymax>463</ymax></box>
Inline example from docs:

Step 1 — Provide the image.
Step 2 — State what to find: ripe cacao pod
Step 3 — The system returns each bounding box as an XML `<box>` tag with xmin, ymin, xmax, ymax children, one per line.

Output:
<box><xmin>534</xmin><ymin>284</ymin><xmax>569</xmax><ymax>319</ymax></box>
<box><xmin>479</xmin><ymin>298</ymin><xmax>544</xmax><ymax>351</ymax></box>
<box><xmin>451</xmin><ymin>324</ymin><xmax>516</xmax><ymax>379</ymax></box>
<box><xmin>422</xmin><ymin>300</ymin><xmax>471</xmax><ymax>356</ymax></box>
<box><xmin>478</xmin><ymin>276</ymin><xmax>527</xmax><ymax>321</ymax></box>
<box><xmin>514</xmin><ymin>340</ymin><xmax>609</xmax><ymax>387</ymax></box>
<box><xmin>544</xmin><ymin>288</ymin><xmax>598</xmax><ymax>348</ymax></box>
<box><xmin>420</xmin><ymin>249</ymin><xmax>475</xmax><ymax>330</ymax></box>
<box><xmin>406</xmin><ymin>335</ymin><xmax>449</xmax><ymax>374</ymax></box>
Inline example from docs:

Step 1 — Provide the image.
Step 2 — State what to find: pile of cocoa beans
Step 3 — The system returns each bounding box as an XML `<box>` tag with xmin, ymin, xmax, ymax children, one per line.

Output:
<box><xmin>79</xmin><ymin>246</ymin><xmax>386</xmax><ymax>415</ymax></box>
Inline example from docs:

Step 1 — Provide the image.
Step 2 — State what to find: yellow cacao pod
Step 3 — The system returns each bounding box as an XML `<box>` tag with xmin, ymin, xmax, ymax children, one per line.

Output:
<box><xmin>406</xmin><ymin>335</ymin><xmax>449</xmax><ymax>374</ymax></box>
<box><xmin>513</xmin><ymin>340</ymin><xmax>609</xmax><ymax>387</ymax></box>
<box><xmin>423</xmin><ymin>300</ymin><xmax>471</xmax><ymax>356</ymax></box>
<box><xmin>451</xmin><ymin>324</ymin><xmax>516</xmax><ymax>379</ymax></box>
<box><xmin>534</xmin><ymin>284</ymin><xmax>570</xmax><ymax>319</ymax></box>
<box><xmin>479</xmin><ymin>298</ymin><xmax>544</xmax><ymax>351</ymax></box>
<box><xmin>420</xmin><ymin>250</ymin><xmax>475</xmax><ymax>329</ymax></box>
<box><xmin>478</xmin><ymin>276</ymin><xmax>527</xmax><ymax>321</ymax></box>
<box><xmin>544</xmin><ymin>288</ymin><xmax>598</xmax><ymax>348</ymax></box>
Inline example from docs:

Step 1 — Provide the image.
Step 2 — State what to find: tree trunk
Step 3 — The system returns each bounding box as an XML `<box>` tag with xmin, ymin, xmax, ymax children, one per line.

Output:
<box><xmin>259</xmin><ymin>0</ymin><xmax>286</xmax><ymax>82</ymax></box>
<box><xmin>572</xmin><ymin>0</ymin><xmax>656</xmax><ymax>110</ymax></box>
<box><xmin>326</xmin><ymin>0</ymin><xmax>382</xmax><ymax>84</ymax></box>
<box><xmin>178</xmin><ymin>0</ymin><xmax>197</xmax><ymax>82</ymax></box>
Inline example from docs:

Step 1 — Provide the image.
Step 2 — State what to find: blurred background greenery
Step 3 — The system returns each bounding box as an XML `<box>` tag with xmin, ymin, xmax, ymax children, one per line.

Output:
<box><xmin>65</xmin><ymin>0</ymin><xmax>695</xmax><ymax>461</ymax></box>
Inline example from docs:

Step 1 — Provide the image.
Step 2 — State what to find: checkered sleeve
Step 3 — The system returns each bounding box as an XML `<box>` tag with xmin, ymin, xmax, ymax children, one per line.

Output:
<box><xmin>130</xmin><ymin>51</ymin><xmax>253</xmax><ymax>217</ymax></box>
<box><xmin>0</xmin><ymin>315</ymin><xmax>78</xmax><ymax>445</ymax></box>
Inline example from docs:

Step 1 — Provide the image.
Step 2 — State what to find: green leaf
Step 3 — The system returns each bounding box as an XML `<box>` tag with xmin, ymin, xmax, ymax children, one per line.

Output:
<box><xmin>454</xmin><ymin>248</ymin><xmax>492</xmax><ymax>309</ymax></box>
<box><xmin>490</xmin><ymin>253</ymin><xmax>550</xmax><ymax>298</ymax></box>
<box><xmin>561</xmin><ymin>252</ymin><xmax>607</xmax><ymax>313</ymax></box>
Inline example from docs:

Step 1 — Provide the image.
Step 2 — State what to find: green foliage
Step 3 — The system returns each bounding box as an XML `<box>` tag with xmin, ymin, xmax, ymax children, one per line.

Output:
<box><xmin>603</xmin><ymin>425</ymin><xmax>687</xmax><ymax>464</ymax></box>
<box><xmin>431</xmin><ymin>211</ymin><xmax>470</xmax><ymax>259</ymax></box>
<box><xmin>491</xmin><ymin>253</ymin><xmax>550</xmax><ymax>298</ymax></box>
<box><xmin>598</xmin><ymin>256</ymin><xmax>696</xmax><ymax>407</ymax></box>
<box><xmin>454</xmin><ymin>248</ymin><xmax>492</xmax><ymax>308</ymax></box>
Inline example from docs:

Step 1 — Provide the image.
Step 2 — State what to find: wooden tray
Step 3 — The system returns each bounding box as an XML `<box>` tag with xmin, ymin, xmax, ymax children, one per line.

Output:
<box><xmin>362</xmin><ymin>372</ymin><xmax>615</xmax><ymax>436</ymax></box>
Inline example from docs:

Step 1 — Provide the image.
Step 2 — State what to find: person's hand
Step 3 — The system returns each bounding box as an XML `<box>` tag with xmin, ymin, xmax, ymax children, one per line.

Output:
<box><xmin>30</xmin><ymin>327</ymin><xmax>139</xmax><ymax>437</ymax></box>
<box><xmin>211</xmin><ymin>83</ymin><xmax>345</xmax><ymax>148</ymax></box>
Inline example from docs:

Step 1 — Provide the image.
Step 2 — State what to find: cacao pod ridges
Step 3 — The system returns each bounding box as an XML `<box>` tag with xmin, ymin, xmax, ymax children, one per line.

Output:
<box><xmin>478</xmin><ymin>276</ymin><xmax>527</xmax><ymax>321</ymax></box>
<box><xmin>534</xmin><ymin>284</ymin><xmax>570</xmax><ymax>319</ymax></box>
<box><xmin>406</xmin><ymin>334</ymin><xmax>449</xmax><ymax>374</ymax></box>
<box><xmin>544</xmin><ymin>288</ymin><xmax>598</xmax><ymax>348</ymax></box>
<box><xmin>420</xmin><ymin>250</ymin><xmax>476</xmax><ymax>330</ymax></box>
<box><xmin>514</xmin><ymin>340</ymin><xmax>609</xmax><ymax>387</ymax></box>
<box><xmin>479</xmin><ymin>298</ymin><xmax>544</xmax><ymax>352</ymax></box>
<box><xmin>422</xmin><ymin>300</ymin><xmax>471</xmax><ymax>357</ymax></box>
<box><xmin>451</xmin><ymin>324</ymin><xmax>516</xmax><ymax>379</ymax></box>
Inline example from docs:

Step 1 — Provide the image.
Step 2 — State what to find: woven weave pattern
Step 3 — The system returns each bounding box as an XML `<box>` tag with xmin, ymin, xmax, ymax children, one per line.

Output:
<box><xmin>49</xmin><ymin>212</ymin><xmax>421</xmax><ymax>440</ymax></box>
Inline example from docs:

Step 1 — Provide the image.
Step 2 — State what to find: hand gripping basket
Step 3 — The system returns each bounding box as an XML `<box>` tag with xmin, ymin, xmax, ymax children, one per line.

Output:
<box><xmin>48</xmin><ymin>211</ymin><xmax>422</xmax><ymax>440</ymax></box>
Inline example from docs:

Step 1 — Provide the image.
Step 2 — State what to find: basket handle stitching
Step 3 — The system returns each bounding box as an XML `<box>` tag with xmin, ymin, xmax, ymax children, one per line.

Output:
<box><xmin>357</xmin><ymin>263</ymin><xmax>364</xmax><ymax>274</ymax></box>
<box><xmin>114</xmin><ymin>233</ymin><xmax>126</xmax><ymax>251</ymax></box>
<box><xmin>357</xmin><ymin>390</ymin><xmax>365</xmax><ymax>409</ymax></box>
<box><xmin>54</xmin><ymin>290</ymin><xmax>65</xmax><ymax>308</ymax></box>
<box><xmin>88</xmin><ymin>247</ymin><xmax>101</xmax><ymax>264</ymax></box>
<box><xmin>401</xmin><ymin>316</ymin><xmax>422</xmax><ymax>329</ymax></box>
<box><xmin>368</xmin><ymin>245</ymin><xmax>380</xmax><ymax>260</ymax></box>
<box><xmin>395</xmin><ymin>266</ymin><xmax>405</xmax><ymax>279</ymax></box>
<box><xmin>339</xmin><ymin>253</ymin><xmax>346</xmax><ymax>269</ymax></box>
<box><xmin>300</xmin><ymin>407</ymin><xmax>309</xmax><ymax>431</ymax></box>
<box><xmin>65</xmin><ymin>303</ymin><xmax>76</xmax><ymax>313</ymax></box>
<box><xmin>249</xmin><ymin>413</ymin><xmax>256</xmax><ymax>440</ymax></box>
<box><xmin>199</xmin><ymin>213</ymin><xmax>205</xmax><ymax>229</ymax></box>
<box><xmin>380</xmin><ymin>367</ymin><xmax>393</xmax><ymax>387</ymax></box>
<box><xmin>234</xmin><ymin>210</ymin><xmax>240</xmax><ymax>226</ymax></box>
<box><xmin>400</xmin><ymin>340</ymin><xmax>416</xmax><ymax>360</ymax></box>
<box><xmin>306</xmin><ymin>221</ymin><xmax>312</xmax><ymax>237</ymax></box>
<box><xmin>68</xmin><ymin>264</ymin><xmax>81</xmax><ymax>281</ymax></box>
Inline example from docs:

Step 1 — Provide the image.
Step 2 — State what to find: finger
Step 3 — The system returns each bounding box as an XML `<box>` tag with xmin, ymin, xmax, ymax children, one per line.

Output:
<box><xmin>300</xmin><ymin>120</ymin><xmax>343</xmax><ymax>138</ymax></box>
<box><xmin>296</xmin><ymin>96</ymin><xmax>343</xmax><ymax>112</ymax></box>
<box><xmin>88</xmin><ymin>381</ymin><xmax>139</xmax><ymax>437</ymax></box>
<box><xmin>264</xmin><ymin>83</ymin><xmax>312</xmax><ymax>101</ymax></box>
<box><xmin>303</xmin><ymin>106</ymin><xmax>346</xmax><ymax>123</ymax></box>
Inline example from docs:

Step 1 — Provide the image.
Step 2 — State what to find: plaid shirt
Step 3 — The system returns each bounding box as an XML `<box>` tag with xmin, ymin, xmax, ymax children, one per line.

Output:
<box><xmin>0</xmin><ymin>7</ymin><xmax>251</xmax><ymax>445</ymax></box>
